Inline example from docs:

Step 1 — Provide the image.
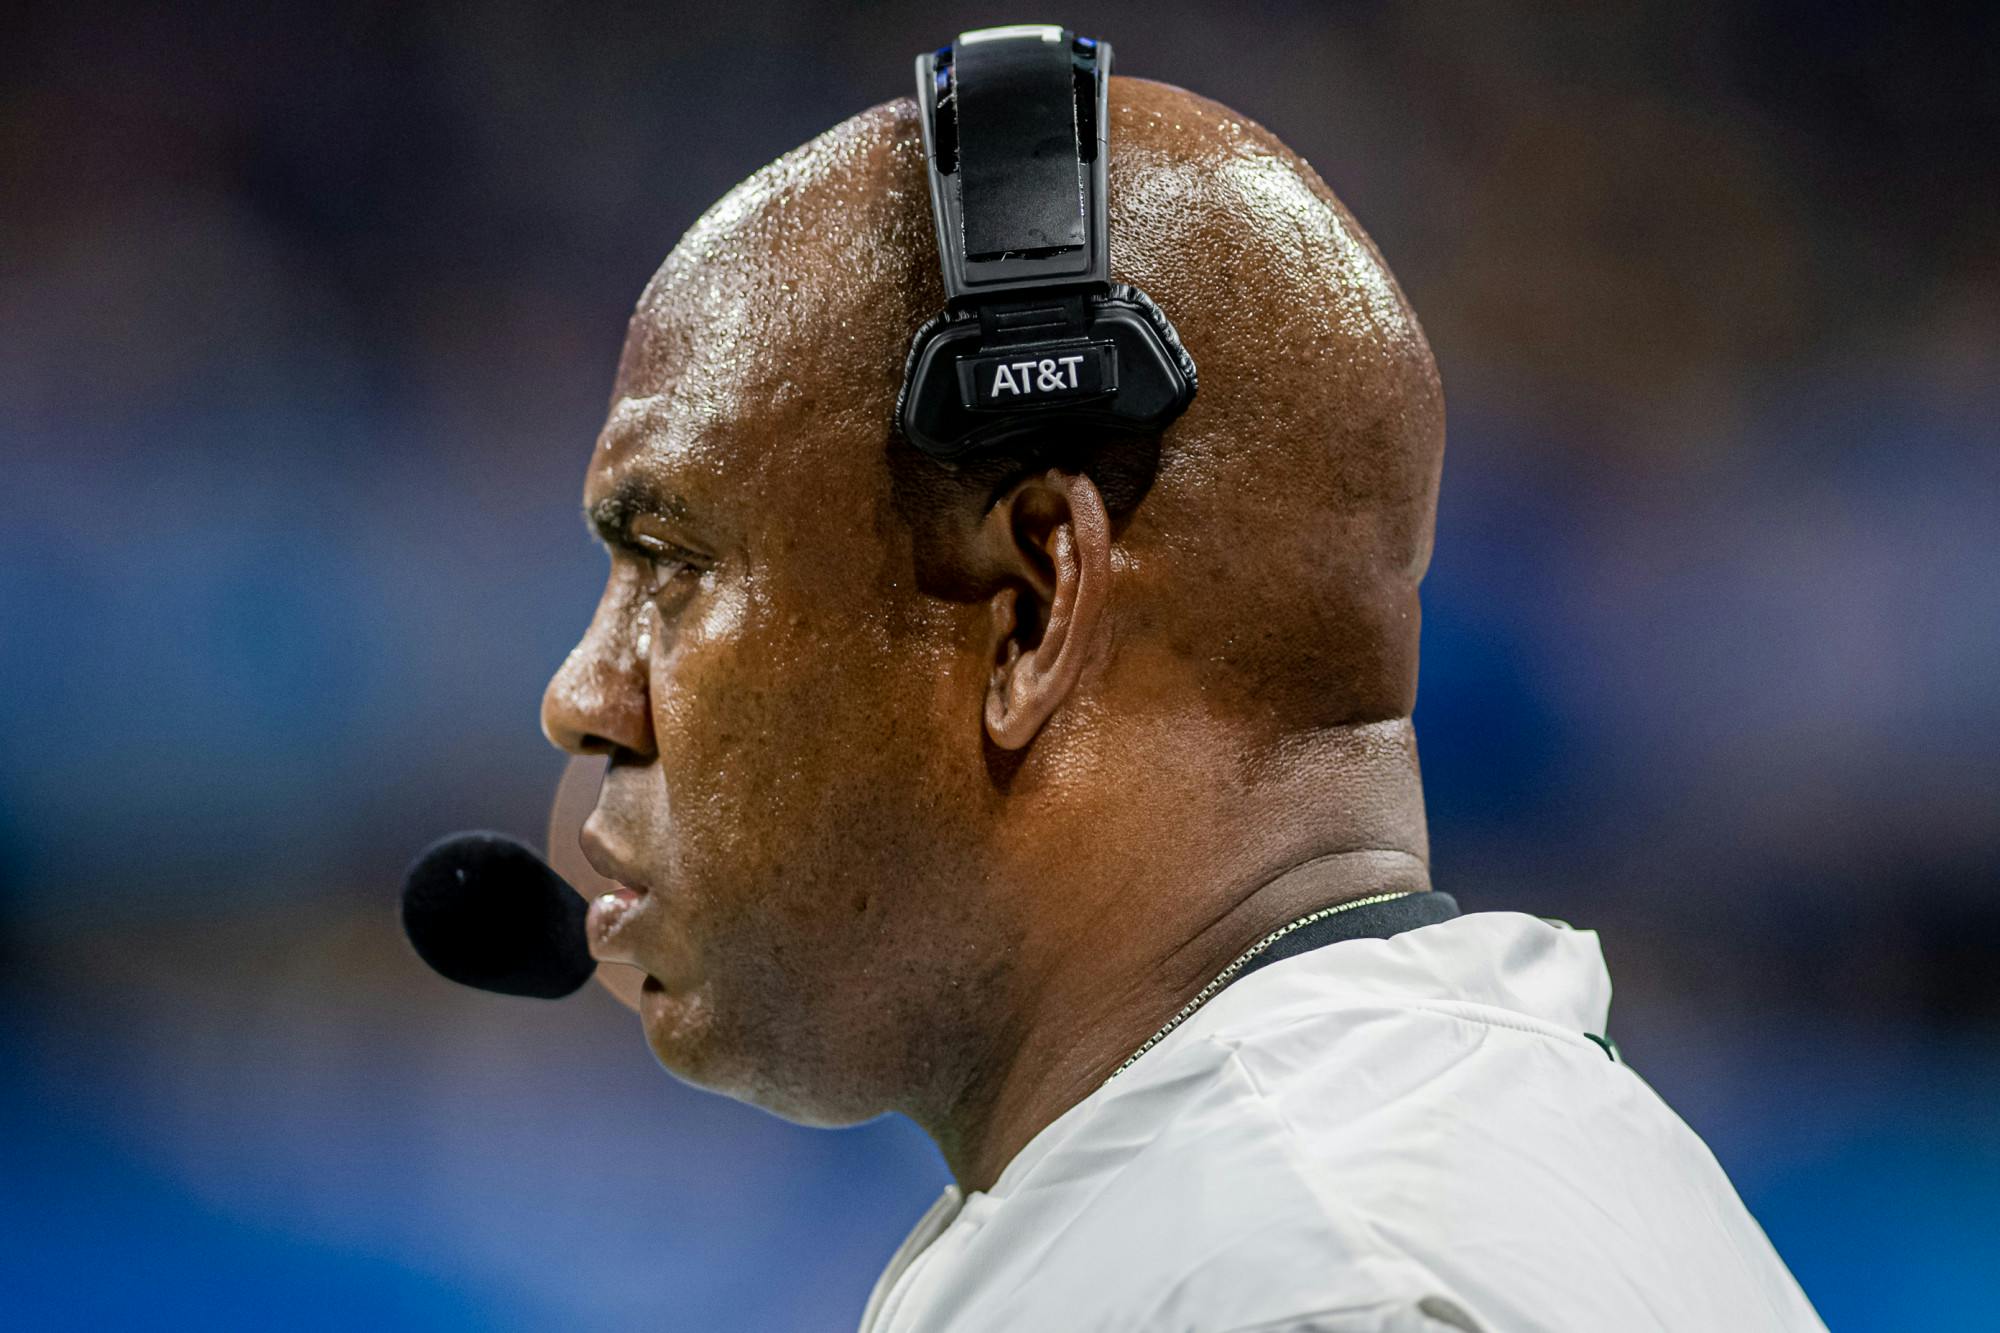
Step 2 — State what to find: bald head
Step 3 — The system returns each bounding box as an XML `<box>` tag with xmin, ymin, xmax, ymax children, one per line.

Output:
<box><xmin>615</xmin><ymin>78</ymin><xmax>1443</xmax><ymax>740</ymax></box>
<box><xmin>543</xmin><ymin>77</ymin><xmax>1443</xmax><ymax>1147</ymax></box>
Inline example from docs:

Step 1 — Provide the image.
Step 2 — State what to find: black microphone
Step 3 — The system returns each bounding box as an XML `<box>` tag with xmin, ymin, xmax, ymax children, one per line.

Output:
<box><xmin>400</xmin><ymin>831</ymin><xmax>596</xmax><ymax>999</ymax></box>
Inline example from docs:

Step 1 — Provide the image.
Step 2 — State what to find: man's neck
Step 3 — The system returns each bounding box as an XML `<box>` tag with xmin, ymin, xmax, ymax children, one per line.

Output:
<box><xmin>916</xmin><ymin>721</ymin><xmax>1432</xmax><ymax>1192</ymax></box>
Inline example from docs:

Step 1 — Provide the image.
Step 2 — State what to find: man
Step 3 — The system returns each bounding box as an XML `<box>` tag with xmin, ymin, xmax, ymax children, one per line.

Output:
<box><xmin>539</xmin><ymin>68</ymin><xmax>1824</xmax><ymax>1331</ymax></box>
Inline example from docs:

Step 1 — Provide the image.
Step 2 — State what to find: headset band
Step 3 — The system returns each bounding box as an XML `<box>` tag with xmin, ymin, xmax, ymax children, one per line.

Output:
<box><xmin>914</xmin><ymin>27</ymin><xmax>1110</xmax><ymax>304</ymax></box>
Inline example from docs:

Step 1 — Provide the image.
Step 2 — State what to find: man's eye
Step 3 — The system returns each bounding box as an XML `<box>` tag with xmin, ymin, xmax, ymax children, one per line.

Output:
<box><xmin>630</xmin><ymin>539</ymin><xmax>703</xmax><ymax>598</ymax></box>
<box><xmin>645</xmin><ymin>556</ymin><xmax>692</xmax><ymax>594</ymax></box>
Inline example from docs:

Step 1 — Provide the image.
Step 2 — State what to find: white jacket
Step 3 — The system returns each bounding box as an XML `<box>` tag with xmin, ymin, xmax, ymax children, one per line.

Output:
<box><xmin>859</xmin><ymin>911</ymin><xmax>1824</xmax><ymax>1332</ymax></box>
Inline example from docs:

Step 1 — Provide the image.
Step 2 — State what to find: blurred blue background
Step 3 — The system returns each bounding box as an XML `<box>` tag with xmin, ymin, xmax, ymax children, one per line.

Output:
<box><xmin>3</xmin><ymin>1</ymin><xmax>1996</xmax><ymax>1328</ymax></box>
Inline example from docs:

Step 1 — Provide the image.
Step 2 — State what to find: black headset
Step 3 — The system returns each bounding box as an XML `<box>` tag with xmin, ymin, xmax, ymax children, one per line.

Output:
<box><xmin>898</xmin><ymin>25</ymin><xmax>1198</xmax><ymax>462</ymax></box>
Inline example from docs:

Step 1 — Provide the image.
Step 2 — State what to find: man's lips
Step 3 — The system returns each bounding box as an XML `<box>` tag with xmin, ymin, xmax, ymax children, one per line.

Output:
<box><xmin>585</xmin><ymin>882</ymin><xmax>647</xmax><ymax>962</ymax></box>
<box><xmin>577</xmin><ymin>825</ymin><xmax>656</xmax><ymax>966</ymax></box>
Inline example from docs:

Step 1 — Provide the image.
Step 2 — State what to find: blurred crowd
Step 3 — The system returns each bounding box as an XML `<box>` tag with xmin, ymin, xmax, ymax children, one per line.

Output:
<box><xmin>3</xmin><ymin>3</ymin><xmax>1995</xmax><ymax>1329</ymax></box>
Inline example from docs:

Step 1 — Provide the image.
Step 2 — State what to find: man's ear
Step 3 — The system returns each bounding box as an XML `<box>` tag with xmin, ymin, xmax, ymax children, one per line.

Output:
<box><xmin>978</xmin><ymin>469</ymin><xmax>1112</xmax><ymax>750</ymax></box>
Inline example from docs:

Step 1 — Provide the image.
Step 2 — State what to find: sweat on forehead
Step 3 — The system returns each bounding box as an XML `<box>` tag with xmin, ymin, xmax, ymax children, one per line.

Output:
<box><xmin>610</xmin><ymin>101</ymin><xmax>940</xmax><ymax>422</ymax></box>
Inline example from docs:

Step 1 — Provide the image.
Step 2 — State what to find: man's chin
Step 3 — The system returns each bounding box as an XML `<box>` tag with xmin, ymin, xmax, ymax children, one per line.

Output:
<box><xmin>637</xmin><ymin>973</ymin><xmax>714</xmax><ymax>1067</ymax></box>
<box><xmin>637</xmin><ymin>978</ymin><xmax>764</xmax><ymax>1103</ymax></box>
<box><xmin>636</xmin><ymin>981</ymin><xmax>879</xmax><ymax>1128</ymax></box>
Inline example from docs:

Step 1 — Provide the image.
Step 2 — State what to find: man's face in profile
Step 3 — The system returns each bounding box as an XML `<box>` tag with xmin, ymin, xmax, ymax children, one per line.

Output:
<box><xmin>533</xmin><ymin>75</ymin><xmax>1444</xmax><ymax>1132</ymax></box>
<box><xmin>537</xmin><ymin>105</ymin><xmax>1012</xmax><ymax>1125</ymax></box>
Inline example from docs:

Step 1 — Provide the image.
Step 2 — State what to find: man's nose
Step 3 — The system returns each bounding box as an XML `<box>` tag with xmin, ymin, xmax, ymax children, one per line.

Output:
<box><xmin>541</xmin><ymin>600</ymin><xmax>656</xmax><ymax>758</ymax></box>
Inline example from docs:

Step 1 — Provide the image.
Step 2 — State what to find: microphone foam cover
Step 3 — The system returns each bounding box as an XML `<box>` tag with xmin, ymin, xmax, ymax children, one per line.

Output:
<box><xmin>401</xmin><ymin>831</ymin><xmax>595</xmax><ymax>999</ymax></box>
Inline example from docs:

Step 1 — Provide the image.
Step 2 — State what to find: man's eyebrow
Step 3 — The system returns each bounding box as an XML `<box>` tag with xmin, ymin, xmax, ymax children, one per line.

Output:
<box><xmin>586</xmin><ymin>480</ymin><xmax>694</xmax><ymax>547</ymax></box>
